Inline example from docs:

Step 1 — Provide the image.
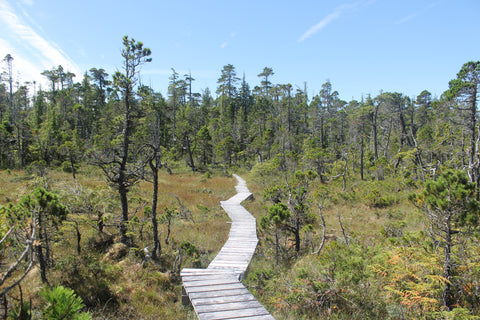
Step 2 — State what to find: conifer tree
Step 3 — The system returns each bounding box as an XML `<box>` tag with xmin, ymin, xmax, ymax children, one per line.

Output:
<box><xmin>410</xmin><ymin>169</ymin><xmax>480</xmax><ymax>309</ymax></box>
<box><xmin>93</xmin><ymin>36</ymin><xmax>151</xmax><ymax>246</ymax></box>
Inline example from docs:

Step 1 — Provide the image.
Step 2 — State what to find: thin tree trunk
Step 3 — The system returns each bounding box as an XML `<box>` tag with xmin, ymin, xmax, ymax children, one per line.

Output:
<box><xmin>149</xmin><ymin>155</ymin><xmax>161</xmax><ymax>260</ymax></box>
<box><xmin>119</xmin><ymin>182</ymin><xmax>130</xmax><ymax>246</ymax></box>
<box><xmin>119</xmin><ymin>88</ymin><xmax>131</xmax><ymax>246</ymax></box>
<box><xmin>373</xmin><ymin>104</ymin><xmax>379</xmax><ymax>161</ymax></box>
<box><xmin>275</xmin><ymin>229</ymin><xmax>279</xmax><ymax>265</ymax></box>
<box><xmin>36</xmin><ymin>220</ymin><xmax>48</xmax><ymax>284</ymax></box>
<box><xmin>338</xmin><ymin>213</ymin><xmax>349</xmax><ymax>246</ymax></box>
<box><xmin>185</xmin><ymin>135</ymin><xmax>196</xmax><ymax>172</ymax></box>
<box><xmin>360</xmin><ymin>136</ymin><xmax>365</xmax><ymax>181</ymax></box>
<box><xmin>75</xmin><ymin>221</ymin><xmax>81</xmax><ymax>255</ymax></box>
<box><xmin>313</xmin><ymin>204</ymin><xmax>326</xmax><ymax>255</ymax></box>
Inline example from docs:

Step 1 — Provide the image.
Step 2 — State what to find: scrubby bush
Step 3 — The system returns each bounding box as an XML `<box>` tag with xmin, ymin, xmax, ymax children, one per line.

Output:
<box><xmin>41</xmin><ymin>285</ymin><xmax>91</xmax><ymax>320</ymax></box>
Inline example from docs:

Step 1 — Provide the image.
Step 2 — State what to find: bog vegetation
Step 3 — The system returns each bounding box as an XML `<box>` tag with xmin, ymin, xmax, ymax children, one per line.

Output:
<box><xmin>1</xmin><ymin>37</ymin><xmax>480</xmax><ymax>319</ymax></box>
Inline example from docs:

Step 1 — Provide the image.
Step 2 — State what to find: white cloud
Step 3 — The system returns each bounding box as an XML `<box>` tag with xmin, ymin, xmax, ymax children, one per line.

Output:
<box><xmin>19</xmin><ymin>0</ymin><xmax>34</xmax><ymax>6</ymax></box>
<box><xmin>0</xmin><ymin>38</ymin><xmax>41</xmax><ymax>83</ymax></box>
<box><xmin>0</xmin><ymin>0</ymin><xmax>81</xmax><ymax>85</ymax></box>
<box><xmin>298</xmin><ymin>1</ymin><xmax>366</xmax><ymax>43</ymax></box>
<box><xmin>298</xmin><ymin>11</ymin><xmax>341</xmax><ymax>43</ymax></box>
<box><xmin>219</xmin><ymin>31</ymin><xmax>236</xmax><ymax>49</ymax></box>
<box><xmin>395</xmin><ymin>2</ymin><xmax>440</xmax><ymax>25</ymax></box>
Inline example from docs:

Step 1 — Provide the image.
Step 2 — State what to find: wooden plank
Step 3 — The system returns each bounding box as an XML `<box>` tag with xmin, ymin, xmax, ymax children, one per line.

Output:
<box><xmin>208</xmin><ymin>258</ymin><xmax>250</xmax><ymax>264</ymax></box>
<box><xmin>221</xmin><ymin>240</ymin><xmax>258</xmax><ymax>245</ymax></box>
<box><xmin>197</xmin><ymin>307</ymin><xmax>271</xmax><ymax>320</ymax></box>
<box><xmin>188</xmin><ymin>288</ymin><xmax>251</xmax><ymax>299</ymax></box>
<box><xmin>182</xmin><ymin>275</ymin><xmax>238</xmax><ymax>282</ymax></box>
<box><xmin>213</xmin><ymin>253</ymin><xmax>254</xmax><ymax>258</ymax></box>
<box><xmin>192</xmin><ymin>293</ymin><xmax>256</xmax><ymax>305</ymax></box>
<box><xmin>208</xmin><ymin>263</ymin><xmax>250</xmax><ymax>268</ymax></box>
<box><xmin>214</xmin><ymin>250</ymin><xmax>255</xmax><ymax>255</ymax></box>
<box><xmin>183</xmin><ymin>279</ymin><xmax>240</xmax><ymax>288</ymax></box>
<box><xmin>195</xmin><ymin>300</ymin><xmax>264</xmax><ymax>313</ymax></box>
<box><xmin>181</xmin><ymin>269</ymin><xmax>231</xmax><ymax>276</ymax></box>
<box><xmin>209</xmin><ymin>256</ymin><xmax>251</xmax><ymax>262</ymax></box>
<box><xmin>229</xmin><ymin>315</ymin><xmax>276</xmax><ymax>320</ymax></box>
<box><xmin>217</xmin><ymin>247</ymin><xmax>256</xmax><ymax>252</ymax></box>
<box><xmin>219</xmin><ymin>246</ymin><xmax>256</xmax><ymax>250</ymax></box>
<box><xmin>185</xmin><ymin>283</ymin><xmax>246</xmax><ymax>293</ymax></box>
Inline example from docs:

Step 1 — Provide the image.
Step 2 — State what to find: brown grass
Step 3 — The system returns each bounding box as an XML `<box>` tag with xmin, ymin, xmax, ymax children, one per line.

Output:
<box><xmin>0</xmin><ymin>166</ymin><xmax>238</xmax><ymax>319</ymax></box>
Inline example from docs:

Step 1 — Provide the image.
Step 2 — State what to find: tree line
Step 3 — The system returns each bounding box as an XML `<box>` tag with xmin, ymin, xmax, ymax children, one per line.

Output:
<box><xmin>1</xmin><ymin>36</ymin><xmax>480</xmax><ymax>317</ymax></box>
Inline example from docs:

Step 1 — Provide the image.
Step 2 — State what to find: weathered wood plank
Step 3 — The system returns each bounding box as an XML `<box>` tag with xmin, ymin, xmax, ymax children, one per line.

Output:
<box><xmin>192</xmin><ymin>293</ymin><xmax>256</xmax><ymax>305</ymax></box>
<box><xmin>183</xmin><ymin>279</ymin><xmax>240</xmax><ymax>288</ymax></box>
<box><xmin>185</xmin><ymin>283</ymin><xmax>246</xmax><ymax>293</ymax></box>
<box><xmin>181</xmin><ymin>269</ymin><xmax>231</xmax><ymax>276</ymax></box>
<box><xmin>229</xmin><ymin>315</ymin><xmax>276</xmax><ymax>320</ymax></box>
<box><xmin>195</xmin><ymin>300</ymin><xmax>264</xmax><ymax>313</ymax></box>
<box><xmin>182</xmin><ymin>275</ymin><xmax>238</xmax><ymax>282</ymax></box>
<box><xmin>188</xmin><ymin>288</ymin><xmax>251</xmax><ymax>299</ymax></box>
<box><xmin>197</xmin><ymin>307</ymin><xmax>271</xmax><ymax>320</ymax></box>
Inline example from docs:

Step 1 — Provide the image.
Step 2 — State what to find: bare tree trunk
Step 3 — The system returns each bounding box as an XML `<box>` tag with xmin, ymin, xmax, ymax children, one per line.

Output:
<box><xmin>313</xmin><ymin>204</ymin><xmax>326</xmax><ymax>255</ymax></box>
<box><xmin>373</xmin><ymin>104</ymin><xmax>379</xmax><ymax>162</ymax></box>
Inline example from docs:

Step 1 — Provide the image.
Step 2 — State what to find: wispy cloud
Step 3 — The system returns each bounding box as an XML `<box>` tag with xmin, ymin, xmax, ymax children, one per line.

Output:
<box><xmin>0</xmin><ymin>0</ymin><xmax>81</xmax><ymax>84</ymax></box>
<box><xmin>219</xmin><ymin>31</ymin><xmax>237</xmax><ymax>49</ymax></box>
<box><xmin>298</xmin><ymin>2</ymin><xmax>363</xmax><ymax>43</ymax></box>
<box><xmin>19</xmin><ymin>0</ymin><xmax>33</xmax><ymax>6</ymax></box>
<box><xmin>0</xmin><ymin>38</ymin><xmax>41</xmax><ymax>82</ymax></box>
<box><xmin>395</xmin><ymin>2</ymin><xmax>440</xmax><ymax>24</ymax></box>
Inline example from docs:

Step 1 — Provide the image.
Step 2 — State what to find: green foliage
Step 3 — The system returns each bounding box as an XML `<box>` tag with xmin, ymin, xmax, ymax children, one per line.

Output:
<box><xmin>41</xmin><ymin>285</ymin><xmax>91</xmax><ymax>320</ymax></box>
<box><xmin>446</xmin><ymin>61</ymin><xmax>480</xmax><ymax>101</ymax></box>
<box><xmin>254</xmin><ymin>242</ymin><xmax>383</xmax><ymax>319</ymax></box>
<box><xmin>262</xmin><ymin>185</ymin><xmax>285</xmax><ymax>203</ymax></box>
<box><xmin>261</xmin><ymin>202</ymin><xmax>289</xmax><ymax>230</ymax></box>
<box><xmin>180</xmin><ymin>241</ymin><xmax>198</xmax><ymax>256</ymax></box>
<box><xmin>3</xmin><ymin>46</ymin><xmax>480</xmax><ymax>320</ymax></box>
<box><xmin>436</xmin><ymin>308</ymin><xmax>480</xmax><ymax>320</ymax></box>
<box><xmin>8</xmin><ymin>300</ymin><xmax>31</xmax><ymax>320</ymax></box>
<box><xmin>54</xmin><ymin>254</ymin><xmax>117</xmax><ymax>308</ymax></box>
<box><xmin>161</xmin><ymin>206</ymin><xmax>179</xmax><ymax>222</ymax></box>
<box><xmin>363</xmin><ymin>181</ymin><xmax>397</xmax><ymax>208</ymax></box>
<box><xmin>246</xmin><ymin>267</ymin><xmax>275</xmax><ymax>288</ymax></box>
<box><xmin>414</xmin><ymin>169</ymin><xmax>480</xmax><ymax>227</ymax></box>
<box><xmin>21</xmin><ymin>187</ymin><xmax>68</xmax><ymax>221</ymax></box>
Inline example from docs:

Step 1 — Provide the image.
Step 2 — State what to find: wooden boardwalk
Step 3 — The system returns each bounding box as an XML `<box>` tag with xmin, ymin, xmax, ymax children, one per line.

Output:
<box><xmin>181</xmin><ymin>174</ymin><xmax>274</xmax><ymax>320</ymax></box>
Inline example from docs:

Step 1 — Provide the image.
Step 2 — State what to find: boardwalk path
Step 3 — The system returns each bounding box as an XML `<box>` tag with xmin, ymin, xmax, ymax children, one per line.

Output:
<box><xmin>181</xmin><ymin>174</ymin><xmax>275</xmax><ymax>320</ymax></box>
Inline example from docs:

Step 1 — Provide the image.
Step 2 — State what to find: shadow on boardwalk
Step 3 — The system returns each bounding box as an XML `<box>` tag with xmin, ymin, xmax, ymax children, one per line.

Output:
<box><xmin>181</xmin><ymin>174</ymin><xmax>275</xmax><ymax>320</ymax></box>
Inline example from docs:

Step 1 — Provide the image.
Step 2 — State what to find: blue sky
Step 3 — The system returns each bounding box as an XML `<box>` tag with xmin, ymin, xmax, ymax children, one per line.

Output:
<box><xmin>1</xmin><ymin>0</ymin><xmax>479</xmax><ymax>101</ymax></box>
